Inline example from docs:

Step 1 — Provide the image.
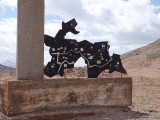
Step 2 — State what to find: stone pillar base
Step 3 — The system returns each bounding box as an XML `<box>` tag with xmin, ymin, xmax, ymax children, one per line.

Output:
<box><xmin>0</xmin><ymin>78</ymin><xmax>132</xmax><ymax>116</ymax></box>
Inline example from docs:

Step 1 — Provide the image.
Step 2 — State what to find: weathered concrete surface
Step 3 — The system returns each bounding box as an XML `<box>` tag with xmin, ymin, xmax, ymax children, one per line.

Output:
<box><xmin>0</xmin><ymin>83</ymin><xmax>8</xmax><ymax>114</ymax></box>
<box><xmin>0</xmin><ymin>78</ymin><xmax>132</xmax><ymax>116</ymax></box>
<box><xmin>16</xmin><ymin>0</ymin><xmax>44</xmax><ymax>80</ymax></box>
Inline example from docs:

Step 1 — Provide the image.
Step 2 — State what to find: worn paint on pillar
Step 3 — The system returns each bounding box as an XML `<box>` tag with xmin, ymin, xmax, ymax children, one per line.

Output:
<box><xmin>17</xmin><ymin>0</ymin><xmax>44</xmax><ymax>80</ymax></box>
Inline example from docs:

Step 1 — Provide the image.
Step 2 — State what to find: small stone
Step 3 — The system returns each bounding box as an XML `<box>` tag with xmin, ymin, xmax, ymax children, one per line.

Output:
<box><xmin>121</xmin><ymin>108</ymin><xmax>130</xmax><ymax>112</ymax></box>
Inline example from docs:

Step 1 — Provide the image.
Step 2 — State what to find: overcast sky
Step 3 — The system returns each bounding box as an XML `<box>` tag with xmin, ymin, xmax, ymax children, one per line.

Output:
<box><xmin>0</xmin><ymin>0</ymin><xmax>160</xmax><ymax>67</ymax></box>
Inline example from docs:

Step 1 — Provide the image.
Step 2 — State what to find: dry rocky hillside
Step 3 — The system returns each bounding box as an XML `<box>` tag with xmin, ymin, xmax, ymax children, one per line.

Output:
<box><xmin>0</xmin><ymin>65</ymin><xmax>16</xmax><ymax>83</ymax></box>
<box><xmin>122</xmin><ymin>39</ymin><xmax>160</xmax><ymax>79</ymax></box>
<box><xmin>0</xmin><ymin>64</ymin><xmax>15</xmax><ymax>74</ymax></box>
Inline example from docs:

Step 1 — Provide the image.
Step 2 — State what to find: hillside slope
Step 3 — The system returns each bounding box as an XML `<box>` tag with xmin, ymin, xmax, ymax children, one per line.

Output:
<box><xmin>0</xmin><ymin>64</ymin><xmax>15</xmax><ymax>74</ymax></box>
<box><xmin>121</xmin><ymin>39</ymin><xmax>160</xmax><ymax>79</ymax></box>
<box><xmin>122</xmin><ymin>39</ymin><xmax>160</xmax><ymax>61</ymax></box>
<box><xmin>0</xmin><ymin>64</ymin><xmax>16</xmax><ymax>83</ymax></box>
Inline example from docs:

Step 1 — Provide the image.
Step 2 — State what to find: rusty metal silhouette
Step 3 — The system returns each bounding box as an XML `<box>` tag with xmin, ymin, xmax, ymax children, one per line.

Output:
<box><xmin>44</xmin><ymin>18</ymin><xmax>127</xmax><ymax>78</ymax></box>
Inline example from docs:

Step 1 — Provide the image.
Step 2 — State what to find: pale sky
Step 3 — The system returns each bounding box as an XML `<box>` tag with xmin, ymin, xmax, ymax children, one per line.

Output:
<box><xmin>0</xmin><ymin>0</ymin><xmax>160</xmax><ymax>67</ymax></box>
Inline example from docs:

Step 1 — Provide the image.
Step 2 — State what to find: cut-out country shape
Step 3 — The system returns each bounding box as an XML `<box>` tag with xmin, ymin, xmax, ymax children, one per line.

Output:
<box><xmin>44</xmin><ymin>18</ymin><xmax>127</xmax><ymax>78</ymax></box>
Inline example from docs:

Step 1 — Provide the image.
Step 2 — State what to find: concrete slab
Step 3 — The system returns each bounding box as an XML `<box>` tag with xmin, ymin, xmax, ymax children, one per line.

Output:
<box><xmin>0</xmin><ymin>78</ymin><xmax>132</xmax><ymax>116</ymax></box>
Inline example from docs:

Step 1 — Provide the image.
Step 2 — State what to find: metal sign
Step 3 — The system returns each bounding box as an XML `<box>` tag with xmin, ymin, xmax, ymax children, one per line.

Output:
<box><xmin>44</xmin><ymin>18</ymin><xmax>127</xmax><ymax>78</ymax></box>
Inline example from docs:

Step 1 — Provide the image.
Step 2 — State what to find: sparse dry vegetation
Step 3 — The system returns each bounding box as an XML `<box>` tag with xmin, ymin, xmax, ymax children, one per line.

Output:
<box><xmin>147</xmin><ymin>51</ymin><xmax>160</xmax><ymax>59</ymax></box>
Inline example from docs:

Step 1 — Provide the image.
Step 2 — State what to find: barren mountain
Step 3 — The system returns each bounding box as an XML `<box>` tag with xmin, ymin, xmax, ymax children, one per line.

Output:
<box><xmin>0</xmin><ymin>64</ymin><xmax>15</xmax><ymax>74</ymax></box>
<box><xmin>0</xmin><ymin>64</ymin><xmax>16</xmax><ymax>83</ymax></box>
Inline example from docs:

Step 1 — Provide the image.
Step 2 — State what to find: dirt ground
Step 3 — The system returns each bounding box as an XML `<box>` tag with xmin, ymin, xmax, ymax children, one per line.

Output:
<box><xmin>0</xmin><ymin>74</ymin><xmax>160</xmax><ymax>120</ymax></box>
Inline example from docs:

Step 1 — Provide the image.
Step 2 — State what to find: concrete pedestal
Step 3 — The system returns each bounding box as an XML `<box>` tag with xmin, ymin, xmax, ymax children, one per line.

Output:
<box><xmin>0</xmin><ymin>78</ymin><xmax>132</xmax><ymax>116</ymax></box>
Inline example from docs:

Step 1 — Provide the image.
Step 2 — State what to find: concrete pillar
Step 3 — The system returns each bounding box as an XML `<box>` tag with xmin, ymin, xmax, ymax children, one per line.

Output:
<box><xmin>17</xmin><ymin>0</ymin><xmax>44</xmax><ymax>80</ymax></box>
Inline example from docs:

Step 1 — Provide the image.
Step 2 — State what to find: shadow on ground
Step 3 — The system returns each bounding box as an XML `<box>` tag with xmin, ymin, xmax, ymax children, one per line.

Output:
<box><xmin>0</xmin><ymin>106</ymin><xmax>151</xmax><ymax>120</ymax></box>
<box><xmin>27</xmin><ymin>111</ymin><xmax>149</xmax><ymax>120</ymax></box>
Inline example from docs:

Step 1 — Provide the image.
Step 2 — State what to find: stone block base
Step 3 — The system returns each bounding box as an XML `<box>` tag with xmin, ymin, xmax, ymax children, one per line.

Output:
<box><xmin>0</xmin><ymin>78</ymin><xmax>132</xmax><ymax>116</ymax></box>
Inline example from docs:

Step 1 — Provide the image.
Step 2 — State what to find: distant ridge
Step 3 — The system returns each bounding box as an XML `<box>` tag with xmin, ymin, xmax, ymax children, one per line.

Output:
<box><xmin>122</xmin><ymin>39</ymin><xmax>160</xmax><ymax>61</ymax></box>
<box><xmin>0</xmin><ymin>64</ymin><xmax>15</xmax><ymax>74</ymax></box>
